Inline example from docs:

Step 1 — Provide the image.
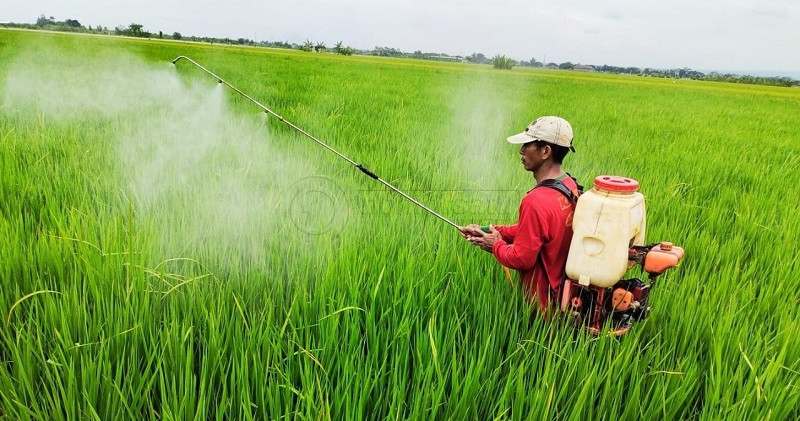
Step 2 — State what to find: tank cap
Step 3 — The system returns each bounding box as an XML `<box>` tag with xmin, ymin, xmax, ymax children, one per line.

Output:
<box><xmin>593</xmin><ymin>175</ymin><xmax>639</xmax><ymax>193</ymax></box>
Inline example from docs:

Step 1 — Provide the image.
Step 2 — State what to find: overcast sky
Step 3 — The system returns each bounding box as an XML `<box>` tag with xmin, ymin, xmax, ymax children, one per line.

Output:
<box><xmin>3</xmin><ymin>1</ymin><xmax>799</xmax><ymax>76</ymax></box>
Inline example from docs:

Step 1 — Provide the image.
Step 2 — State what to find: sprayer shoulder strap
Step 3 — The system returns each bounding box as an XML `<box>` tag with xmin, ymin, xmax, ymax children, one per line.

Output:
<box><xmin>535</xmin><ymin>176</ymin><xmax>580</xmax><ymax>204</ymax></box>
<box><xmin>565</xmin><ymin>172</ymin><xmax>584</xmax><ymax>196</ymax></box>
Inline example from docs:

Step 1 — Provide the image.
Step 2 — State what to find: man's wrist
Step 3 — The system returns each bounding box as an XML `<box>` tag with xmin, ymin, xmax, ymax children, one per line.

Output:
<box><xmin>491</xmin><ymin>239</ymin><xmax>505</xmax><ymax>254</ymax></box>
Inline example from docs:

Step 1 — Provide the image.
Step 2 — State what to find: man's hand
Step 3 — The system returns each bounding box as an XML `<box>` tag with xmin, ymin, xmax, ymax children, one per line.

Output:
<box><xmin>468</xmin><ymin>225</ymin><xmax>501</xmax><ymax>252</ymax></box>
<box><xmin>458</xmin><ymin>224</ymin><xmax>484</xmax><ymax>239</ymax></box>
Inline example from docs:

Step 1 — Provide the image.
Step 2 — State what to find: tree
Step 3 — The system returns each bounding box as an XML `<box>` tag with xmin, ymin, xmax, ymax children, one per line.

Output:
<box><xmin>64</xmin><ymin>19</ymin><xmax>82</xmax><ymax>28</ymax></box>
<box><xmin>173</xmin><ymin>32</ymin><xmax>182</xmax><ymax>40</ymax></box>
<box><xmin>492</xmin><ymin>55</ymin><xmax>515</xmax><ymax>70</ymax></box>
<box><xmin>558</xmin><ymin>62</ymin><xmax>574</xmax><ymax>70</ymax></box>
<box><xmin>299</xmin><ymin>39</ymin><xmax>314</xmax><ymax>52</ymax></box>
<box><xmin>333</xmin><ymin>41</ymin><xmax>353</xmax><ymax>56</ymax></box>
<box><xmin>36</xmin><ymin>15</ymin><xmax>55</xmax><ymax>27</ymax></box>
<box><xmin>314</xmin><ymin>42</ymin><xmax>326</xmax><ymax>52</ymax></box>
<box><xmin>373</xmin><ymin>47</ymin><xmax>402</xmax><ymax>57</ymax></box>
<box><xmin>467</xmin><ymin>53</ymin><xmax>489</xmax><ymax>64</ymax></box>
<box><xmin>128</xmin><ymin>23</ymin><xmax>144</xmax><ymax>37</ymax></box>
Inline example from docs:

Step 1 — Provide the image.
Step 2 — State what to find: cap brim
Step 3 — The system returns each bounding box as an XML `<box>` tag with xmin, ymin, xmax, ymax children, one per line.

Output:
<box><xmin>506</xmin><ymin>132</ymin><xmax>532</xmax><ymax>144</ymax></box>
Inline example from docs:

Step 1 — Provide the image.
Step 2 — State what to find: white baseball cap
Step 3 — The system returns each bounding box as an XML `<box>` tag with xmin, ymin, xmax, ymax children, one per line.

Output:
<box><xmin>506</xmin><ymin>116</ymin><xmax>575</xmax><ymax>152</ymax></box>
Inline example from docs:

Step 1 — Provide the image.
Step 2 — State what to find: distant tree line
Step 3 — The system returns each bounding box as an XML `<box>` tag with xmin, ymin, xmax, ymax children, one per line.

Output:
<box><xmin>2</xmin><ymin>15</ymin><xmax>98</xmax><ymax>33</ymax></box>
<box><xmin>2</xmin><ymin>16</ymin><xmax>797</xmax><ymax>87</ymax></box>
<box><xmin>702</xmin><ymin>72</ymin><xmax>797</xmax><ymax>87</ymax></box>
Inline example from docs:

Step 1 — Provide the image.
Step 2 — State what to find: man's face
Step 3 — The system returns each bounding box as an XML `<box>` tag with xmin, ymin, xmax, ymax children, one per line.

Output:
<box><xmin>519</xmin><ymin>141</ymin><xmax>547</xmax><ymax>172</ymax></box>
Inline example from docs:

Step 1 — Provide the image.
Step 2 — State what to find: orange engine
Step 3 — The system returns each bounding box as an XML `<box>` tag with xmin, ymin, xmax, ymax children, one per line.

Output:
<box><xmin>643</xmin><ymin>242</ymin><xmax>685</xmax><ymax>275</ymax></box>
<box><xmin>560</xmin><ymin>241</ymin><xmax>684</xmax><ymax>336</ymax></box>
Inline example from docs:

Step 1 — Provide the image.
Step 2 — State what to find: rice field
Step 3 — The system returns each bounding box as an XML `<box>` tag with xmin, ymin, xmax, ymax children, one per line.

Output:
<box><xmin>1</xmin><ymin>29</ymin><xmax>799</xmax><ymax>419</ymax></box>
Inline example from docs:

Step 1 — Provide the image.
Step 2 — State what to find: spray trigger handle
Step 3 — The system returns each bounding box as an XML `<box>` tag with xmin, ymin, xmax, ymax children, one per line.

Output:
<box><xmin>356</xmin><ymin>164</ymin><xmax>379</xmax><ymax>180</ymax></box>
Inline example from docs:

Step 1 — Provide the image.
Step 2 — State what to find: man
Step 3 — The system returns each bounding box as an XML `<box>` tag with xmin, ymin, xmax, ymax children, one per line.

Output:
<box><xmin>460</xmin><ymin>116</ymin><xmax>580</xmax><ymax>312</ymax></box>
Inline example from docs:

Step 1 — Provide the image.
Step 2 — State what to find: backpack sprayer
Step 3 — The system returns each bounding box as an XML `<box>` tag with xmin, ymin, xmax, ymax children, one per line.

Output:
<box><xmin>561</xmin><ymin>176</ymin><xmax>684</xmax><ymax>336</ymax></box>
<box><xmin>171</xmin><ymin>56</ymin><xmax>683</xmax><ymax>336</ymax></box>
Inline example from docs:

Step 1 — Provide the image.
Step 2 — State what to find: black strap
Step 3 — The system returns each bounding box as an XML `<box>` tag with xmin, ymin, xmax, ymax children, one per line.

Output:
<box><xmin>534</xmin><ymin>177</ymin><xmax>580</xmax><ymax>204</ymax></box>
<box><xmin>566</xmin><ymin>172</ymin><xmax>584</xmax><ymax>195</ymax></box>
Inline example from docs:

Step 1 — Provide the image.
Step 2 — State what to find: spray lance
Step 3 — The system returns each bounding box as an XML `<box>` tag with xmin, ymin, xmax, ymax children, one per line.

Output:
<box><xmin>171</xmin><ymin>56</ymin><xmax>461</xmax><ymax>231</ymax></box>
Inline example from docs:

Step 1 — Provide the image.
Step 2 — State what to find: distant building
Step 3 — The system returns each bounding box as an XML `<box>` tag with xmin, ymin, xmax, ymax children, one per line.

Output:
<box><xmin>574</xmin><ymin>64</ymin><xmax>595</xmax><ymax>72</ymax></box>
<box><xmin>546</xmin><ymin>63</ymin><xmax>558</xmax><ymax>70</ymax></box>
<box><xmin>428</xmin><ymin>55</ymin><xmax>465</xmax><ymax>62</ymax></box>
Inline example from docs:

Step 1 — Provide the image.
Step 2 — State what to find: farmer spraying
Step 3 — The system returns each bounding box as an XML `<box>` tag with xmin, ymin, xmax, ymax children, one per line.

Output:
<box><xmin>460</xmin><ymin>116</ymin><xmax>580</xmax><ymax>312</ymax></box>
<box><xmin>173</xmin><ymin>57</ymin><xmax>683</xmax><ymax>335</ymax></box>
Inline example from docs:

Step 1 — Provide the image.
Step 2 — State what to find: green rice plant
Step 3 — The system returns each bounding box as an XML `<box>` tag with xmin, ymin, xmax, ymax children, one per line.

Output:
<box><xmin>0</xmin><ymin>29</ymin><xmax>798</xmax><ymax>419</ymax></box>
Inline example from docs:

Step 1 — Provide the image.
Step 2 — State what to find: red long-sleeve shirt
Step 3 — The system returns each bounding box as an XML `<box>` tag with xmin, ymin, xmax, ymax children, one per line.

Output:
<box><xmin>492</xmin><ymin>177</ymin><xmax>578</xmax><ymax>311</ymax></box>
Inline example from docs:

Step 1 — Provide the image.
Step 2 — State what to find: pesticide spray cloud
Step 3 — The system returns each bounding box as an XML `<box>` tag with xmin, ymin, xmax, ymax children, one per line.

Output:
<box><xmin>443</xmin><ymin>72</ymin><xmax>527</xmax><ymax>223</ymax></box>
<box><xmin>448</xmin><ymin>72</ymin><xmax>527</xmax><ymax>189</ymax></box>
<box><xmin>2</xmin><ymin>46</ymin><xmax>334</xmax><ymax>269</ymax></box>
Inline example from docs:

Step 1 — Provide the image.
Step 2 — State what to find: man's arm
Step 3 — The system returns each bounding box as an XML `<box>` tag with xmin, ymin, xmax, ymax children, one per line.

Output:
<box><xmin>494</xmin><ymin>224</ymin><xmax>518</xmax><ymax>243</ymax></box>
<box><xmin>491</xmin><ymin>204</ymin><xmax>546</xmax><ymax>271</ymax></box>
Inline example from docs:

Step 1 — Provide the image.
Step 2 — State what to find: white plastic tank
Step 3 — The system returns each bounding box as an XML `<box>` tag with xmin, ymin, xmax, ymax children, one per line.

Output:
<box><xmin>565</xmin><ymin>175</ymin><xmax>646</xmax><ymax>288</ymax></box>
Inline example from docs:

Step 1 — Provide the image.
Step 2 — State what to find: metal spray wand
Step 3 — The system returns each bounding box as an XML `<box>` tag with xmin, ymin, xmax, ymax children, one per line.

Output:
<box><xmin>171</xmin><ymin>56</ymin><xmax>460</xmax><ymax>230</ymax></box>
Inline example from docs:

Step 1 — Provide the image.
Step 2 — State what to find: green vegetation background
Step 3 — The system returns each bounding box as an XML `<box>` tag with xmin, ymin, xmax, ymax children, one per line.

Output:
<box><xmin>1</xmin><ymin>30</ymin><xmax>798</xmax><ymax>419</ymax></box>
